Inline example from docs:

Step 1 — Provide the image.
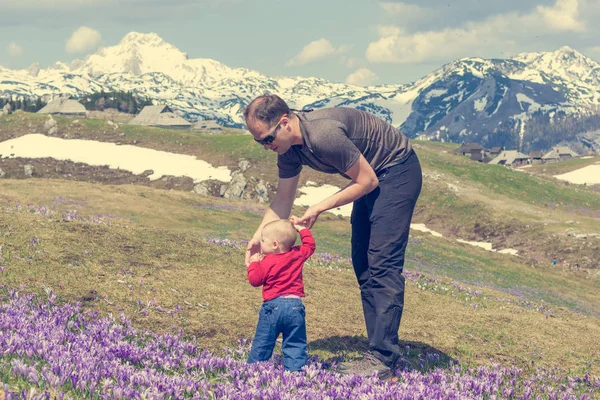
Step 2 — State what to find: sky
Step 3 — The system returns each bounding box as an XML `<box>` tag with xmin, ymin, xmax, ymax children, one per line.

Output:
<box><xmin>1</xmin><ymin>0</ymin><xmax>600</xmax><ymax>86</ymax></box>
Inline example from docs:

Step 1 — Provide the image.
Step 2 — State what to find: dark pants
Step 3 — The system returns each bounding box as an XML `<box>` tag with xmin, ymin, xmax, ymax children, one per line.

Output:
<box><xmin>248</xmin><ymin>297</ymin><xmax>307</xmax><ymax>371</ymax></box>
<box><xmin>351</xmin><ymin>150</ymin><xmax>422</xmax><ymax>368</ymax></box>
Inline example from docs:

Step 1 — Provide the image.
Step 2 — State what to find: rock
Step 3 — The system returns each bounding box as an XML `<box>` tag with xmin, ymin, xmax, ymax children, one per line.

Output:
<box><xmin>193</xmin><ymin>183</ymin><xmax>210</xmax><ymax>196</ymax></box>
<box><xmin>71</xmin><ymin>119</ymin><xmax>79</xmax><ymax>124</ymax></box>
<box><xmin>141</xmin><ymin>169</ymin><xmax>154</xmax><ymax>177</ymax></box>
<box><xmin>45</xmin><ymin>117</ymin><xmax>58</xmax><ymax>136</ymax></box>
<box><xmin>223</xmin><ymin>172</ymin><xmax>247</xmax><ymax>199</ymax></box>
<box><xmin>0</xmin><ymin>168</ymin><xmax>5</xmax><ymax>178</ymax></box>
<box><xmin>447</xmin><ymin>183</ymin><xmax>460</xmax><ymax>194</ymax></box>
<box><xmin>24</xmin><ymin>164</ymin><xmax>34</xmax><ymax>177</ymax></box>
<box><xmin>238</xmin><ymin>159</ymin><xmax>251</xmax><ymax>172</ymax></box>
<box><xmin>107</xmin><ymin>120</ymin><xmax>114</xmax><ymax>126</ymax></box>
<box><xmin>44</xmin><ymin>115</ymin><xmax>58</xmax><ymax>132</ymax></box>
<box><xmin>254</xmin><ymin>181</ymin><xmax>270</xmax><ymax>203</ymax></box>
<box><xmin>423</xmin><ymin>171</ymin><xmax>442</xmax><ymax>181</ymax></box>
<box><xmin>1</xmin><ymin>103</ymin><xmax>11</xmax><ymax>116</ymax></box>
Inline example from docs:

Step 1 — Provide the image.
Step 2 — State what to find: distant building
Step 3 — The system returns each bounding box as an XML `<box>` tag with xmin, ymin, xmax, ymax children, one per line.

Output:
<box><xmin>529</xmin><ymin>151</ymin><xmax>544</xmax><ymax>165</ymax></box>
<box><xmin>489</xmin><ymin>146</ymin><xmax>504</xmax><ymax>158</ymax></box>
<box><xmin>489</xmin><ymin>150</ymin><xmax>530</xmax><ymax>167</ymax></box>
<box><xmin>128</xmin><ymin>105</ymin><xmax>191</xmax><ymax>130</ymax></box>
<box><xmin>541</xmin><ymin>146</ymin><xmax>579</xmax><ymax>163</ymax></box>
<box><xmin>470</xmin><ymin>149</ymin><xmax>492</xmax><ymax>163</ymax></box>
<box><xmin>37</xmin><ymin>97</ymin><xmax>87</xmax><ymax>117</ymax></box>
<box><xmin>455</xmin><ymin>142</ymin><xmax>485</xmax><ymax>156</ymax></box>
<box><xmin>191</xmin><ymin>119</ymin><xmax>222</xmax><ymax>132</ymax></box>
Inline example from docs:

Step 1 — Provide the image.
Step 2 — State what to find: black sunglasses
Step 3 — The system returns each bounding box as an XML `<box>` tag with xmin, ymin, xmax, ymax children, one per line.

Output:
<box><xmin>255</xmin><ymin>114</ymin><xmax>287</xmax><ymax>145</ymax></box>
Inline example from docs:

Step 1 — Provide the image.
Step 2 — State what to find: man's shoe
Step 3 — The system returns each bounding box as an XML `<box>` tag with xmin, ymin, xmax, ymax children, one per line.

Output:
<box><xmin>338</xmin><ymin>352</ymin><xmax>393</xmax><ymax>379</ymax></box>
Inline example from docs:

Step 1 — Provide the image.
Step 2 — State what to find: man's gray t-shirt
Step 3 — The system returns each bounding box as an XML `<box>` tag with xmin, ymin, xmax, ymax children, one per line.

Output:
<box><xmin>278</xmin><ymin>107</ymin><xmax>413</xmax><ymax>179</ymax></box>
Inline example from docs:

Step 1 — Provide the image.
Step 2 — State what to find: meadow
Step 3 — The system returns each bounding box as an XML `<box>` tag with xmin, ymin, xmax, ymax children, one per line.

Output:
<box><xmin>0</xmin><ymin>112</ymin><xmax>599</xmax><ymax>398</ymax></box>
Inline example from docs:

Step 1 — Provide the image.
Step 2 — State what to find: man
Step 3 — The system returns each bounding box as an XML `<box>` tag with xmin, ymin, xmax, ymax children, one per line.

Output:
<box><xmin>243</xmin><ymin>94</ymin><xmax>422</xmax><ymax>378</ymax></box>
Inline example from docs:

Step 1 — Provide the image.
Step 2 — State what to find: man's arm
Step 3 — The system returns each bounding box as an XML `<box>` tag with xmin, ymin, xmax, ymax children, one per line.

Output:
<box><xmin>261</xmin><ymin>174</ymin><xmax>300</xmax><ymax>231</ymax></box>
<box><xmin>294</xmin><ymin>154</ymin><xmax>378</xmax><ymax>228</ymax></box>
<box><xmin>245</xmin><ymin>174</ymin><xmax>300</xmax><ymax>266</ymax></box>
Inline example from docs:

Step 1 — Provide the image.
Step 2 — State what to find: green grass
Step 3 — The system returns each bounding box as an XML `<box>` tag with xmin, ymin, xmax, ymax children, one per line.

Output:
<box><xmin>417</xmin><ymin>145</ymin><xmax>600</xmax><ymax>210</ymax></box>
<box><xmin>406</xmin><ymin>236</ymin><xmax>600</xmax><ymax>316</ymax></box>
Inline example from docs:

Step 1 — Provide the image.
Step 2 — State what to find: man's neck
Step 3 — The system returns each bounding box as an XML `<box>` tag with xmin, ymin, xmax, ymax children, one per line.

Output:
<box><xmin>290</xmin><ymin>113</ymin><xmax>304</xmax><ymax>146</ymax></box>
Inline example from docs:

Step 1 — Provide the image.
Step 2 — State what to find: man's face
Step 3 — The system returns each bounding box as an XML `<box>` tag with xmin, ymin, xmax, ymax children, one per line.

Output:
<box><xmin>249</xmin><ymin>115</ymin><xmax>291</xmax><ymax>154</ymax></box>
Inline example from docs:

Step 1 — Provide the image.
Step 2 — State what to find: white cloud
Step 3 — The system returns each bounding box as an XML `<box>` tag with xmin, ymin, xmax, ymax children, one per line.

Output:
<box><xmin>7</xmin><ymin>42</ymin><xmax>23</xmax><ymax>57</ymax></box>
<box><xmin>367</xmin><ymin>0</ymin><xmax>586</xmax><ymax>64</ymax></box>
<box><xmin>537</xmin><ymin>0</ymin><xmax>584</xmax><ymax>31</ymax></box>
<box><xmin>286</xmin><ymin>39</ymin><xmax>349</xmax><ymax>67</ymax></box>
<box><xmin>65</xmin><ymin>26</ymin><xmax>102</xmax><ymax>54</ymax></box>
<box><xmin>345</xmin><ymin>68</ymin><xmax>379</xmax><ymax>86</ymax></box>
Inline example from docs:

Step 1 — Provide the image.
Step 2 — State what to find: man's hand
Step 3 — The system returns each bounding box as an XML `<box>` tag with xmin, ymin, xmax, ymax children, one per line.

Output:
<box><xmin>245</xmin><ymin>237</ymin><xmax>261</xmax><ymax>267</ymax></box>
<box><xmin>291</xmin><ymin>206</ymin><xmax>321</xmax><ymax>229</ymax></box>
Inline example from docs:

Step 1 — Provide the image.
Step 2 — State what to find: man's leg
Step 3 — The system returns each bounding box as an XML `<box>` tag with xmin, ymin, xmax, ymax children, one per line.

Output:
<box><xmin>280</xmin><ymin>299</ymin><xmax>307</xmax><ymax>371</ymax></box>
<box><xmin>248</xmin><ymin>301</ymin><xmax>279</xmax><ymax>364</ymax></box>
<box><xmin>367</xmin><ymin>154</ymin><xmax>422</xmax><ymax>368</ymax></box>
<box><xmin>351</xmin><ymin>196</ymin><xmax>376</xmax><ymax>341</ymax></box>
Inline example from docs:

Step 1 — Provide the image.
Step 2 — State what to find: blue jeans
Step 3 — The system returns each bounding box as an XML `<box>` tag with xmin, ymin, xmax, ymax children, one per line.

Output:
<box><xmin>248</xmin><ymin>297</ymin><xmax>307</xmax><ymax>371</ymax></box>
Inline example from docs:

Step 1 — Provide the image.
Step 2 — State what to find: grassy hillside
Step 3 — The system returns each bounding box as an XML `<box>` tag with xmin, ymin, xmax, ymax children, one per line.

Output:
<box><xmin>1</xmin><ymin>180</ymin><xmax>599</xmax><ymax>367</ymax></box>
<box><xmin>1</xmin><ymin>112</ymin><xmax>599</xmax><ymax>397</ymax></box>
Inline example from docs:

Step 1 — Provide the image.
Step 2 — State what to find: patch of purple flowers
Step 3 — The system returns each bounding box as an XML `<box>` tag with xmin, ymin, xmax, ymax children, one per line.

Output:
<box><xmin>2</xmin><ymin>200</ymin><xmax>118</xmax><ymax>225</ymax></box>
<box><xmin>206</xmin><ymin>238</ymin><xmax>249</xmax><ymax>250</ymax></box>
<box><xmin>1</xmin><ymin>288</ymin><xmax>598</xmax><ymax>399</ymax></box>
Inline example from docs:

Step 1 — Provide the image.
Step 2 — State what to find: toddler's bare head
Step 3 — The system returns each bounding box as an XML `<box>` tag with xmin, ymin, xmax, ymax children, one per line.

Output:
<box><xmin>262</xmin><ymin>219</ymin><xmax>297</xmax><ymax>251</ymax></box>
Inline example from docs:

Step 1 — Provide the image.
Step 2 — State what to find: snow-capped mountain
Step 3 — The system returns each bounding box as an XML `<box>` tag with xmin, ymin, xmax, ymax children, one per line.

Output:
<box><xmin>2</xmin><ymin>32</ymin><xmax>600</xmax><ymax>150</ymax></box>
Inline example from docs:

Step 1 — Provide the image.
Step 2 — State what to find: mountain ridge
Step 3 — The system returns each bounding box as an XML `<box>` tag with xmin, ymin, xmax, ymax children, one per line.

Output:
<box><xmin>2</xmin><ymin>32</ymin><xmax>600</xmax><ymax>150</ymax></box>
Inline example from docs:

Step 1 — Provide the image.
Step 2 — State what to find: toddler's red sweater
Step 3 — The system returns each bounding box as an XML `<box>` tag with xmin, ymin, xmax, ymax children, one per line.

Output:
<box><xmin>247</xmin><ymin>229</ymin><xmax>315</xmax><ymax>301</ymax></box>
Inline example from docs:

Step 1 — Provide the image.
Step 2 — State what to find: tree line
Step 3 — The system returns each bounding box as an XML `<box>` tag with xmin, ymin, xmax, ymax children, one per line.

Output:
<box><xmin>448</xmin><ymin>109</ymin><xmax>600</xmax><ymax>153</ymax></box>
<box><xmin>1</xmin><ymin>90</ymin><xmax>153</xmax><ymax>115</ymax></box>
<box><xmin>522</xmin><ymin>110</ymin><xmax>600</xmax><ymax>152</ymax></box>
<box><xmin>79</xmin><ymin>91</ymin><xmax>153</xmax><ymax>114</ymax></box>
<box><xmin>0</xmin><ymin>97</ymin><xmax>46</xmax><ymax>113</ymax></box>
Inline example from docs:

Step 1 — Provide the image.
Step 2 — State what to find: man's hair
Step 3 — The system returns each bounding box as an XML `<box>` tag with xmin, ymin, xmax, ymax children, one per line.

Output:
<box><xmin>243</xmin><ymin>94</ymin><xmax>291</xmax><ymax>129</ymax></box>
<box><xmin>262</xmin><ymin>219</ymin><xmax>297</xmax><ymax>250</ymax></box>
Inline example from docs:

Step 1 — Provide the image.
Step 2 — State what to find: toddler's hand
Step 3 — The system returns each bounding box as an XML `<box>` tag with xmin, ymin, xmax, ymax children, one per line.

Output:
<box><xmin>249</xmin><ymin>253</ymin><xmax>262</xmax><ymax>264</ymax></box>
<box><xmin>290</xmin><ymin>216</ymin><xmax>309</xmax><ymax>231</ymax></box>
